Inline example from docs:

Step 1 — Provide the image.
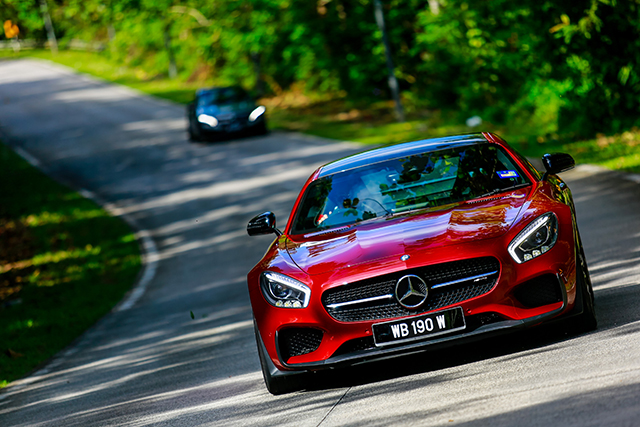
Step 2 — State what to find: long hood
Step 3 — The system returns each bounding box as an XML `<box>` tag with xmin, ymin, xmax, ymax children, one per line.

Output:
<box><xmin>286</xmin><ymin>189</ymin><xmax>529</xmax><ymax>276</ymax></box>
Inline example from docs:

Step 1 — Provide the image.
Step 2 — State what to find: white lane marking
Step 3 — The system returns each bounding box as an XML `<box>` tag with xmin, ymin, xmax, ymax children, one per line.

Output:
<box><xmin>117</xmin><ymin>228</ymin><xmax>158</xmax><ymax>311</ymax></box>
<box><xmin>77</xmin><ymin>188</ymin><xmax>158</xmax><ymax>312</ymax></box>
<box><xmin>14</xmin><ymin>147</ymin><xmax>41</xmax><ymax>167</ymax></box>
<box><xmin>627</xmin><ymin>174</ymin><xmax>640</xmax><ymax>184</ymax></box>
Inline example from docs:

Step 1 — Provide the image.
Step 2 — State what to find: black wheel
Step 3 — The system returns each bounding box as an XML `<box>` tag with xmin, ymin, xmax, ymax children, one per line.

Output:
<box><xmin>254</xmin><ymin>121</ymin><xmax>268</xmax><ymax>136</ymax></box>
<box><xmin>254</xmin><ymin>322</ymin><xmax>307</xmax><ymax>395</ymax></box>
<box><xmin>188</xmin><ymin>120</ymin><xmax>202</xmax><ymax>142</ymax></box>
<box><xmin>568</xmin><ymin>247</ymin><xmax>597</xmax><ymax>333</ymax></box>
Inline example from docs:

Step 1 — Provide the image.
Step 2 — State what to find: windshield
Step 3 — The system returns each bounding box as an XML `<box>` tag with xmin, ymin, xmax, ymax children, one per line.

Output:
<box><xmin>198</xmin><ymin>87</ymin><xmax>251</xmax><ymax>106</ymax></box>
<box><xmin>291</xmin><ymin>143</ymin><xmax>530</xmax><ymax>235</ymax></box>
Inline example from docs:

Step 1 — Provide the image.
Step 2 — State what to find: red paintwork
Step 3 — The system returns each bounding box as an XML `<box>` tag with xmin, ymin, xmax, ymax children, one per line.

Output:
<box><xmin>248</xmin><ymin>132</ymin><xmax>579</xmax><ymax>371</ymax></box>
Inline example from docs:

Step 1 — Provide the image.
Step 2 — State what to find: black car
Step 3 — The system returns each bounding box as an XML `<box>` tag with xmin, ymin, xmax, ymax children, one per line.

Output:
<box><xmin>187</xmin><ymin>86</ymin><xmax>267</xmax><ymax>141</ymax></box>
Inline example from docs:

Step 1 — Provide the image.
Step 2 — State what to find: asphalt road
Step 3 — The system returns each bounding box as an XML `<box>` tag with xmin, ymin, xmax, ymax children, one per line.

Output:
<box><xmin>1</xmin><ymin>59</ymin><xmax>640</xmax><ymax>427</ymax></box>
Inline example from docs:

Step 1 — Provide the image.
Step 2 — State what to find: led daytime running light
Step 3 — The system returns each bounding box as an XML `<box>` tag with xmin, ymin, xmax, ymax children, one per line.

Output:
<box><xmin>261</xmin><ymin>271</ymin><xmax>310</xmax><ymax>308</ymax></box>
<box><xmin>508</xmin><ymin>213</ymin><xmax>558</xmax><ymax>264</ymax></box>
<box><xmin>197</xmin><ymin>114</ymin><xmax>218</xmax><ymax>127</ymax></box>
<box><xmin>249</xmin><ymin>105</ymin><xmax>266</xmax><ymax>122</ymax></box>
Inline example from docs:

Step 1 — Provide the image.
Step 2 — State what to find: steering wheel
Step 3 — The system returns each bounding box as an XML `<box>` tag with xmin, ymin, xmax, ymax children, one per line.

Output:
<box><xmin>359</xmin><ymin>198</ymin><xmax>391</xmax><ymax>216</ymax></box>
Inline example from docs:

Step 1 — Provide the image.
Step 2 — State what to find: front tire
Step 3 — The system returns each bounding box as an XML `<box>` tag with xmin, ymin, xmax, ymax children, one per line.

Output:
<box><xmin>254</xmin><ymin>322</ymin><xmax>307</xmax><ymax>395</ymax></box>
<box><xmin>253</xmin><ymin>121</ymin><xmax>268</xmax><ymax>136</ymax></box>
<box><xmin>188</xmin><ymin>120</ymin><xmax>202</xmax><ymax>142</ymax></box>
<box><xmin>568</xmin><ymin>247</ymin><xmax>597</xmax><ymax>333</ymax></box>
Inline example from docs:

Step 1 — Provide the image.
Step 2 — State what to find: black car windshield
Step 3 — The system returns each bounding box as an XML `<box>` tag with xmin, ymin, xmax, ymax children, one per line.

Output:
<box><xmin>198</xmin><ymin>87</ymin><xmax>251</xmax><ymax>106</ymax></box>
<box><xmin>291</xmin><ymin>143</ymin><xmax>530</xmax><ymax>234</ymax></box>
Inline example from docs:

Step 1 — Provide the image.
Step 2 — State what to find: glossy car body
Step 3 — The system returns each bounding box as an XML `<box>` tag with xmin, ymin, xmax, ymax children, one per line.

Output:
<box><xmin>247</xmin><ymin>132</ymin><xmax>596</xmax><ymax>394</ymax></box>
<box><xmin>187</xmin><ymin>86</ymin><xmax>267</xmax><ymax>141</ymax></box>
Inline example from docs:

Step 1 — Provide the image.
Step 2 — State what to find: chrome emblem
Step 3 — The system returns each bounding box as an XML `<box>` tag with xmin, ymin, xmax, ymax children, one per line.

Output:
<box><xmin>401</xmin><ymin>254</ymin><xmax>410</xmax><ymax>261</ymax></box>
<box><xmin>395</xmin><ymin>274</ymin><xmax>428</xmax><ymax>309</ymax></box>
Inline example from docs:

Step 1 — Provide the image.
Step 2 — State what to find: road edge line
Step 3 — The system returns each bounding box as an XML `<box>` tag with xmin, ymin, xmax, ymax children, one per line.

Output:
<box><xmin>13</xmin><ymin>143</ymin><xmax>158</xmax><ymax>312</ymax></box>
<box><xmin>0</xmin><ymin>139</ymin><xmax>158</xmax><ymax>393</ymax></box>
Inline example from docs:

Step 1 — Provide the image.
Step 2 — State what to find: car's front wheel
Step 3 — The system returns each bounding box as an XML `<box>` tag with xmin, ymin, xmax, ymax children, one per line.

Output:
<box><xmin>188</xmin><ymin>119</ymin><xmax>202</xmax><ymax>142</ymax></box>
<box><xmin>253</xmin><ymin>121</ymin><xmax>268</xmax><ymax>136</ymax></box>
<box><xmin>569</xmin><ymin>246</ymin><xmax>597</xmax><ymax>333</ymax></box>
<box><xmin>254</xmin><ymin>322</ymin><xmax>307</xmax><ymax>395</ymax></box>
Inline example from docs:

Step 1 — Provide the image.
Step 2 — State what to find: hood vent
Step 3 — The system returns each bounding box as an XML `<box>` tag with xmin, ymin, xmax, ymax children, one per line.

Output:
<box><xmin>304</xmin><ymin>226</ymin><xmax>352</xmax><ymax>238</ymax></box>
<box><xmin>467</xmin><ymin>196</ymin><xmax>504</xmax><ymax>204</ymax></box>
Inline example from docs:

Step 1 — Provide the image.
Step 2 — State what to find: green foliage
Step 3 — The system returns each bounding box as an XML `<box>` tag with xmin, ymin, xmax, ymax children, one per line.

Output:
<box><xmin>0</xmin><ymin>142</ymin><xmax>141</xmax><ymax>386</ymax></box>
<box><xmin>1</xmin><ymin>0</ymin><xmax>640</xmax><ymax>138</ymax></box>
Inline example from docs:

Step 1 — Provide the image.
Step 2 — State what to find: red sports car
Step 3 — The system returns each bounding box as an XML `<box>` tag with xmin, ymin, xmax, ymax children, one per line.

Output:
<box><xmin>247</xmin><ymin>132</ymin><xmax>596</xmax><ymax>394</ymax></box>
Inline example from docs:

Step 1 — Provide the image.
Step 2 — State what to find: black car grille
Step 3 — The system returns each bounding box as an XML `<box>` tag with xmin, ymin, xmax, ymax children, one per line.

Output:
<box><xmin>217</xmin><ymin>113</ymin><xmax>249</xmax><ymax>127</ymax></box>
<box><xmin>278</xmin><ymin>328</ymin><xmax>323</xmax><ymax>362</ymax></box>
<box><xmin>322</xmin><ymin>257</ymin><xmax>500</xmax><ymax>322</ymax></box>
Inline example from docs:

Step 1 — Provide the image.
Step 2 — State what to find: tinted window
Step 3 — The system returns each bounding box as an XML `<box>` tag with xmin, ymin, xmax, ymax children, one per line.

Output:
<box><xmin>198</xmin><ymin>87</ymin><xmax>250</xmax><ymax>106</ymax></box>
<box><xmin>291</xmin><ymin>144</ymin><xmax>530</xmax><ymax>234</ymax></box>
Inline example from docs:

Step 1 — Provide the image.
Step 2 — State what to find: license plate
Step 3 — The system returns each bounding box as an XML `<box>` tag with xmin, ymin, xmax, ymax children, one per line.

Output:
<box><xmin>372</xmin><ymin>307</ymin><xmax>466</xmax><ymax>346</ymax></box>
<box><xmin>228</xmin><ymin>123</ymin><xmax>242</xmax><ymax>132</ymax></box>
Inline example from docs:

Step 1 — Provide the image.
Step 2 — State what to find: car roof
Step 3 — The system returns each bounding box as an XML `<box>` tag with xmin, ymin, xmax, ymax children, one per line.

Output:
<box><xmin>317</xmin><ymin>133</ymin><xmax>490</xmax><ymax>178</ymax></box>
<box><xmin>195</xmin><ymin>86</ymin><xmax>246</xmax><ymax>97</ymax></box>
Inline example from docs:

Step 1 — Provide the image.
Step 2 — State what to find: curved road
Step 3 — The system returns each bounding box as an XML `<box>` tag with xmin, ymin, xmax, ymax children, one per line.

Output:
<box><xmin>1</xmin><ymin>59</ymin><xmax>640</xmax><ymax>427</ymax></box>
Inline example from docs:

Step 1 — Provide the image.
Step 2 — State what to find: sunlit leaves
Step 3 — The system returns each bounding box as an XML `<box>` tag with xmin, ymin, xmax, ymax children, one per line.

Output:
<box><xmin>3</xmin><ymin>0</ymin><xmax>640</xmax><ymax>135</ymax></box>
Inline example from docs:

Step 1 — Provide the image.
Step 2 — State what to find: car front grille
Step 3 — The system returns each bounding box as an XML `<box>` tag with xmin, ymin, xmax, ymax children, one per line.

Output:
<box><xmin>322</xmin><ymin>257</ymin><xmax>500</xmax><ymax>322</ymax></box>
<box><xmin>217</xmin><ymin>113</ymin><xmax>249</xmax><ymax>127</ymax></box>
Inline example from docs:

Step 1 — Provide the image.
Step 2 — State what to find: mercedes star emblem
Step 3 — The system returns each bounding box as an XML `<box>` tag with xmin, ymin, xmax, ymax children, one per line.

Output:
<box><xmin>395</xmin><ymin>274</ymin><xmax>428</xmax><ymax>309</ymax></box>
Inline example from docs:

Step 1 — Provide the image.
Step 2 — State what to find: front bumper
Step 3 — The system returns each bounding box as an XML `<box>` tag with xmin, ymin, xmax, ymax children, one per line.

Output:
<box><xmin>199</xmin><ymin>116</ymin><xmax>265</xmax><ymax>135</ymax></box>
<box><xmin>250</xmin><ymin>236</ymin><xmax>577</xmax><ymax>372</ymax></box>
<box><xmin>277</xmin><ymin>288</ymin><xmax>566</xmax><ymax>371</ymax></box>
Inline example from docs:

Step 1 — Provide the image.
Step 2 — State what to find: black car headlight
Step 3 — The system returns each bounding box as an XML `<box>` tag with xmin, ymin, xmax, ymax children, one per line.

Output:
<box><xmin>197</xmin><ymin>114</ymin><xmax>218</xmax><ymax>127</ymax></box>
<box><xmin>248</xmin><ymin>106</ymin><xmax>266</xmax><ymax>122</ymax></box>
<box><xmin>508</xmin><ymin>213</ymin><xmax>558</xmax><ymax>263</ymax></box>
<box><xmin>260</xmin><ymin>271</ymin><xmax>310</xmax><ymax>308</ymax></box>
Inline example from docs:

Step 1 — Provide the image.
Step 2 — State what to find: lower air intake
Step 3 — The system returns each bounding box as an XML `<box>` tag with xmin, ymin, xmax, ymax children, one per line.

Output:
<box><xmin>278</xmin><ymin>328</ymin><xmax>323</xmax><ymax>362</ymax></box>
<box><xmin>514</xmin><ymin>274</ymin><xmax>563</xmax><ymax>308</ymax></box>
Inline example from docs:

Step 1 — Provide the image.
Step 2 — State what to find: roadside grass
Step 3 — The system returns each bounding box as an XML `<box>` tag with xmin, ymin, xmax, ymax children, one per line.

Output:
<box><xmin>0</xmin><ymin>142</ymin><xmax>141</xmax><ymax>388</ymax></box>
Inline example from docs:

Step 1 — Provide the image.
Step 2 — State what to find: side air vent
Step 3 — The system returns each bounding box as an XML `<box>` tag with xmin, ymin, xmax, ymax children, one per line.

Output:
<box><xmin>278</xmin><ymin>328</ymin><xmax>323</xmax><ymax>362</ymax></box>
<box><xmin>513</xmin><ymin>274</ymin><xmax>563</xmax><ymax>308</ymax></box>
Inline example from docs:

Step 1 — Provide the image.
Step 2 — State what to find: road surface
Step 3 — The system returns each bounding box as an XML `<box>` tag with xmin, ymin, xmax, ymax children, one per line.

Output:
<box><xmin>1</xmin><ymin>59</ymin><xmax>639</xmax><ymax>426</ymax></box>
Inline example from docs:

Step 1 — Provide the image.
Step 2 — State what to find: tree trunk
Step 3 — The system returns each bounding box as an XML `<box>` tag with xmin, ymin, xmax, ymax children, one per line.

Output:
<box><xmin>251</xmin><ymin>52</ymin><xmax>264</xmax><ymax>97</ymax></box>
<box><xmin>163</xmin><ymin>22</ymin><xmax>177</xmax><ymax>79</ymax></box>
<box><xmin>39</xmin><ymin>0</ymin><xmax>58</xmax><ymax>54</ymax></box>
<box><xmin>373</xmin><ymin>0</ymin><xmax>405</xmax><ymax>122</ymax></box>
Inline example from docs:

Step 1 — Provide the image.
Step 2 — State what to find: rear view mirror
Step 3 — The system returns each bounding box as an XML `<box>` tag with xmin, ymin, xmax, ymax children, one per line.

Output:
<box><xmin>247</xmin><ymin>211</ymin><xmax>281</xmax><ymax>236</ymax></box>
<box><xmin>542</xmin><ymin>153</ymin><xmax>575</xmax><ymax>179</ymax></box>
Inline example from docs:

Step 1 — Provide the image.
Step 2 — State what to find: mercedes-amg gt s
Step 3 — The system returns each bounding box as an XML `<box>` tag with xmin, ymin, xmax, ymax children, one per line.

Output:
<box><xmin>247</xmin><ymin>132</ymin><xmax>596</xmax><ymax>394</ymax></box>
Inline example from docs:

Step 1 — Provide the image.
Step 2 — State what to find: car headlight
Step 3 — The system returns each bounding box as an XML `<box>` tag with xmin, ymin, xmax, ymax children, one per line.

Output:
<box><xmin>197</xmin><ymin>114</ymin><xmax>218</xmax><ymax>127</ymax></box>
<box><xmin>508</xmin><ymin>213</ymin><xmax>558</xmax><ymax>263</ymax></box>
<box><xmin>248</xmin><ymin>105</ymin><xmax>266</xmax><ymax>122</ymax></box>
<box><xmin>260</xmin><ymin>271</ymin><xmax>310</xmax><ymax>308</ymax></box>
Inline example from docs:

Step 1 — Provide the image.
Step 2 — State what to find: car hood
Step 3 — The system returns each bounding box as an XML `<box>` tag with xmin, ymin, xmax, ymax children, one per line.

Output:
<box><xmin>197</xmin><ymin>101</ymin><xmax>256</xmax><ymax>117</ymax></box>
<box><xmin>286</xmin><ymin>188</ymin><xmax>529</xmax><ymax>276</ymax></box>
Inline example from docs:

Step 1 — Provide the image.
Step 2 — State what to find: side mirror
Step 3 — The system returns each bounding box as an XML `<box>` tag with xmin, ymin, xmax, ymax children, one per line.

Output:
<box><xmin>247</xmin><ymin>211</ymin><xmax>282</xmax><ymax>236</ymax></box>
<box><xmin>542</xmin><ymin>153</ymin><xmax>575</xmax><ymax>180</ymax></box>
